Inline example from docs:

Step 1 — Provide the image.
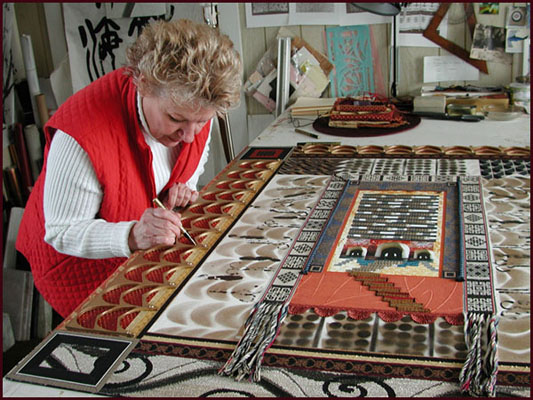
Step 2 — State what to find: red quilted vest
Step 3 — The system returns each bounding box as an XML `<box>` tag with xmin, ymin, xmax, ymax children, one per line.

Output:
<box><xmin>16</xmin><ymin>68</ymin><xmax>211</xmax><ymax>317</ymax></box>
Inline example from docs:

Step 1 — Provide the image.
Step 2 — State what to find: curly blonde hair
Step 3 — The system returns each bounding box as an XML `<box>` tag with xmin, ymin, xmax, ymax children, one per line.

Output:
<box><xmin>126</xmin><ymin>19</ymin><xmax>242</xmax><ymax>114</ymax></box>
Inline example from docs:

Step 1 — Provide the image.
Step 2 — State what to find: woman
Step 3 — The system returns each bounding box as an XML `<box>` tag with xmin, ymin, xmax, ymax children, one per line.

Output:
<box><xmin>16</xmin><ymin>19</ymin><xmax>243</xmax><ymax>318</ymax></box>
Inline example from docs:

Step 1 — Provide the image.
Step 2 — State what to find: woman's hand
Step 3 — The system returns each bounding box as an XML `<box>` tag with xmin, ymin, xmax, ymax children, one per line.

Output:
<box><xmin>128</xmin><ymin>207</ymin><xmax>183</xmax><ymax>251</ymax></box>
<box><xmin>165</xmin><ymin>183</ymin><xmax>199</xmax><ymax>209</ymax></box>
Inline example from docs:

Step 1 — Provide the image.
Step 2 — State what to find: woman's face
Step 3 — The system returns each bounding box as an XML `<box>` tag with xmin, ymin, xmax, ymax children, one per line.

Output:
<box><xmin>142</xmin><ymin>95</ymin><xmax>216</xmax><ymax>147</ymax></box>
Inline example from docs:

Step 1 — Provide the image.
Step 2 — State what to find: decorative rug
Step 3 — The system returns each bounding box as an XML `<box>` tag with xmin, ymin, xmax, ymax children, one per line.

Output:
<box><xmin>6</xmin><ymin>145</ymin><xmax>530</xmax><ymax>397</ymax></box>
<box><xmin>288</xmin><ymin>178</ymin><xmax>464</xmax><ymax>324</ymax></box>
<box><xmin>100</xmin><ymin>352</ymin><xmax>529</xmax><ymax>398</ymax></box>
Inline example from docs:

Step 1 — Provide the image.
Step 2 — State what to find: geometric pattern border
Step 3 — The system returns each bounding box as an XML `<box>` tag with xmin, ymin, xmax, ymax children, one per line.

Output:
<box><xmin>459</xmin><ymin>176</ymin><xmax>496</xmax><ymax>314</ymax></box>
<box><xmin>133</xmin><ymin>339</ymin><xmax>530</xmax><ymax>387</ymax></box>
<box><xmin>290</xmin><ymin>143</ymin><xmax>530</xmax><ymax>158</ymax></box>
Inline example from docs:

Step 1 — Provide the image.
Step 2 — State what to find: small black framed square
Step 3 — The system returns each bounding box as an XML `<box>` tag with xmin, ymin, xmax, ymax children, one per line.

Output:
<box><xmin>7</xmin><ymin>331</ymin><xmax>136</xmax><ymax>392</ymax></box>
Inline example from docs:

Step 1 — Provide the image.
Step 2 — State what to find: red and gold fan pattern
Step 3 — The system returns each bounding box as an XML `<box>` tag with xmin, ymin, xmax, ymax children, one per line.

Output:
<box><xmin>62</xmin><ymin>159</ymin><xmax>281</xmax><ymax>337</ymax></box>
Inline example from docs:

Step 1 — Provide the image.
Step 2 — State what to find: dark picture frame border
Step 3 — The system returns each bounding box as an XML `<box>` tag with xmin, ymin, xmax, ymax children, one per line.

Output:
<box><xmin>423</xmin><ymin>3</ymin><xmax>489</xmax><ymax>73</ymax></box>
<box><xmin>6</xmin><ymin>331</ymin><xmax>137</xmax><ymax>393</ymax></box>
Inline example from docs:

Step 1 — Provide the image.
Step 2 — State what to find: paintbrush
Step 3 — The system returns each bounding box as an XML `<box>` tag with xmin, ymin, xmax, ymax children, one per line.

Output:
<box><xmin>152</xmin><ymin>198</ymin><xmax>197</xmax><ymax>246</ymax></box>
<box><xmin>294</xmin><ymin>128</ymin><xmax>319</xmax><ymax>139</ymax></box>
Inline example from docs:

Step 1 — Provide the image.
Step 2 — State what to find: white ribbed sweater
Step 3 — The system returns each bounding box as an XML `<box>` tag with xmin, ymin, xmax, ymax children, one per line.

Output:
<box><xmin>43</xmin><ymin>93</ymin><xmax>211</xmax><ymax>259</ymax></box>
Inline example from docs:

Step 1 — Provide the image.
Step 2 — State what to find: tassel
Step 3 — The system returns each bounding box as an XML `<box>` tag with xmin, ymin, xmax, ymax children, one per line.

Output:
<box><xmin>459</xmin><ymin>313</ymin><xmax>482</xmax><ymax>394</ymax></box>
<box><xmin>482</xmin><ymin>316</ymin><xmax>499</xmax><ymax>397</ymax></box>
<box><xmin>219</xmin><ymin>301</ymin><xmax>287</xmax><ymax>381</ymax></box>
<box><xmin>459</xmin><ymin>313</ymin><xmax>499</xmax><ymax>397</ymax></box>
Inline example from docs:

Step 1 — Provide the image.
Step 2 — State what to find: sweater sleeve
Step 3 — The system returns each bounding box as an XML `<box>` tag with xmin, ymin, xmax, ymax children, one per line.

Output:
<box><xmin>43</xmin><ymin>131</ymin><xmax>135</xmax><ymax>259</ymax></box>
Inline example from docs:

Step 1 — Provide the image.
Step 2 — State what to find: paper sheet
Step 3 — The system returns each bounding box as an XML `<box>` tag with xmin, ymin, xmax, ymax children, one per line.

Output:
<box><xmin>398</xmin><ymin>3</ymin><xmax>448</xmax><ymax>47</ymax></box>
<box><xmin>423</xmin><ymin>56</ymin><xmax>479</xmax><ymax>83</ymax></box>
<box><xmin>49</xmin><ymin>56</ymin><xmax>73</xmax><ymax>107</ymax></box>
<box><xmin>244</xmin><ymin>3</ymin><xmax>290</xmax><ymax>28</ymax></box>
<box><xmin>105</xmin><ymin>3</ymin><xmax>166</xmax><ymax>19</ymax></box>
<box><xmin>288</xmin><ymin>3</ymin><xmax>339</xmax><ymax>26</ymax></box>
<box><xmin>245</xmin><ymin>3</ymin><xmax>391</xmax><ymax>28</ymax></box>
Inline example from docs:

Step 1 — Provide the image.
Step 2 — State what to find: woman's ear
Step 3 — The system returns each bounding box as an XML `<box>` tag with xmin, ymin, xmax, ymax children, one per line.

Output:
<box><xmin>136</xmin><ymin>74</ymin><xmax>149</xmax><ymax>97</ymax></box>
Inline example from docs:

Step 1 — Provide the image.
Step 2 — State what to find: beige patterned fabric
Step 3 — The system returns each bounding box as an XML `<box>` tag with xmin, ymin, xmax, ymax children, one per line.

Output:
<box><xmin>483</xmin><ymin>176</ymin><xmax>530</xmax><ymax>363</ymax></box>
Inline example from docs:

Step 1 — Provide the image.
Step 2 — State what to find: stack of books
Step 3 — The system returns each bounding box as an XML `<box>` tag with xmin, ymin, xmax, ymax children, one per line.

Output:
<box><xmin>420</xmin><ymin>84</ymin><xmax>505</xmax><ymax>97</ymax></box>
<box><xmin>289</xmin><ymin>97</ymin><xmax>336</xmax><ymax>117</ymax></box>
<box><xmin>420</xmin><ymin>85</ymin><xmax>509</xmax><ymax>114</ymax></box>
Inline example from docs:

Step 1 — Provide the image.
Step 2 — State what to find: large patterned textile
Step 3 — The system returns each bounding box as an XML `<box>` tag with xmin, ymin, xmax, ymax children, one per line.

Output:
<box><xmin>100</xmin><ymin>352</ymin><xmax>530</xmax><ymax>397</ymax></box>
<box><xmin>6</xmin><ymin>144</ymin><xmax>530</xmax><ymax>397</ymax></box>
<box><xmin>483</xmin><ymin>176</ymin><xmax>530</xmax><ymax>366</ymax></box>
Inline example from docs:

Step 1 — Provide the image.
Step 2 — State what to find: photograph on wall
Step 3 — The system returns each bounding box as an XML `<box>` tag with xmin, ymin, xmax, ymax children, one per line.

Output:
<box><xmin>470</xmin><ymin>24</ymin><xmax>513</xmax><ymax>64</ymax></box>
<box><xmin>479</xmin><ymin>3</ymin><xmax>500</xmax><ymax>15</ymax></box>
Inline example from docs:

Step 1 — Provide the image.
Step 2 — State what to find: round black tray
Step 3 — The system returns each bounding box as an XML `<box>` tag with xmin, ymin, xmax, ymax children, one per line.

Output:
<box><xmin>312</xmin><ymin>114</ymin><xmax>421</xmax><ymax>137</ymax></box>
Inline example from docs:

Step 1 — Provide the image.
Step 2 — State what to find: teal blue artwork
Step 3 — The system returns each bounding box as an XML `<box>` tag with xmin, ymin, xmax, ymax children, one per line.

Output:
<box><xmin>326</xmin><ymin>25</ymin><xmax>375</xmax><ymax>97</ymax></box>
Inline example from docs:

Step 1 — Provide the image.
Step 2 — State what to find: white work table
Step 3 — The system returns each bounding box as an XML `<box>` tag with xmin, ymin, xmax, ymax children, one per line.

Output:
<box><xmin>251</xmin><ymin>109</ymin><xmax>531</xmax><ymax>148</ymax></box>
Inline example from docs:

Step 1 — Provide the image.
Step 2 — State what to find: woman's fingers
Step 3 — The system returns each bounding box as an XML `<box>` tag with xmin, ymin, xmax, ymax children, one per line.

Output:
<box><xmin>129</xmin><ymin>207</ymin><xmax>184</xmax><ymax>251</ymax></box>
<box><xmin>166</xmin><ymin>183</ymin><xmax>199</xmax><ymax>209</ymax></box>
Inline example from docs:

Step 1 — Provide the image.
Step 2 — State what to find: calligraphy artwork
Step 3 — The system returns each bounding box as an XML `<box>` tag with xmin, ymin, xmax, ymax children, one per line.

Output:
<box><xmin>63</xmin><ymin>3</ymin><xmax>208</xmax><ymax>92</ymax></box>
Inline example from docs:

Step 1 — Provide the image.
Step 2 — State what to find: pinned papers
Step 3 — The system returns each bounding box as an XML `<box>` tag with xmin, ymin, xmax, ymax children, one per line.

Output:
<box><xmin>470</xmin><ymin>24</ymin><xmax>513</xmax><ymax>64</ymax></box>
<box><xmin>505</xmin><ymin>5</ymin><xmax>529</xmax><ymax>54</ymax></box>
<box><xmin>289</xmin><ymin>47</ymin><xmax>329</xmax><ymax>100</ymax></box>
<box><xmin>244</xmin><ymin>28</ymin><xmax>332</xmax><ymax>113</ymax></box>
